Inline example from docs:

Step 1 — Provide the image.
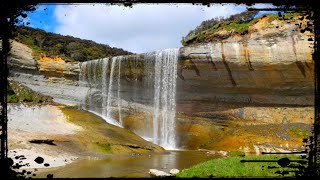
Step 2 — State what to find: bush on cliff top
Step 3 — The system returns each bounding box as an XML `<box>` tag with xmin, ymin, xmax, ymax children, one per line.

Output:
<box><xmin>181</xmin><ymin>11</ymin><xmax>303</xmax><ymax>46</ymax></box>
<box><xmin>13</xmin><ymin>26</ymin><xmax>132</xmax><ymax>62</ymax></box>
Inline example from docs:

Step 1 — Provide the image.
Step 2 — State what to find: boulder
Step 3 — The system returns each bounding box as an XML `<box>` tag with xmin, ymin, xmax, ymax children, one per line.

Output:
<box><xmin>149</xmin><ymin>169</ymin><xmax>172</xmax><ymax>177</ymax></box>
<box><xmin>169</xmin><ymin>169</ymin><xmax>180</xmax><ymax>175</ymax></box>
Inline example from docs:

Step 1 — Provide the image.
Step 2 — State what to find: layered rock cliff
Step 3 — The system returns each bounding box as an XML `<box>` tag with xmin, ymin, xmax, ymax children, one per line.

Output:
<box><xmin>175</xmin><ymin>14</ymin><xmax>314</xmax><ymax>151</ymax></box>
<box><xmin>178</xmin><ymin>14</ymin><xmax>314</xmax><ymax>106</ymax></box>
<box><xmin>7</xmin><ymin>40</ymin><xmax>86</xmax><ymax>105</ymax></box>
<box><xmin>8</xmin><ymin>13</ymin><xmax>315</xmax><ymax>152</ymax></box>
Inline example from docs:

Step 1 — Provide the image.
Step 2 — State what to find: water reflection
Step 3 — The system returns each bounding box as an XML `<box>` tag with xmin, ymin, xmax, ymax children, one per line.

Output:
<box><xmin>38</xmin><ymin>150</ymin><xmax>220</xmax><ymax>178</ymax></box>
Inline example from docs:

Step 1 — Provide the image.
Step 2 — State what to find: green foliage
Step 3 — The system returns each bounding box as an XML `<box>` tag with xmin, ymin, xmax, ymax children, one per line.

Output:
<box><xmin>181</xmin><ymin>11</ymin><xmax>303</xmax><ymax>46</ymax></box>
<box><xmin>14</xmin><ymin>26</ymin><xmax>132</xmax><ymax>62</ymax></box>
<box><xmin>95</xmin><ymin>142</ymin><xmax>112</xmax><ymax>153</ymax></box>
<box><xmin>267</xmin><ymin>14</ymin><xmax>279</xmax><ymax>23</ymax></box>
<box><xmin>7</xmin><ymin>80</ymin><xmax>52</xmax><ymax>103</ymax></box>
<box><xmin>176</xmin><ymin>155</ymin><xmax>304</xmax><ymax>178</ymax></box>
<box><xmin>182</xmin><ymin>10</ymin><xmax>258</xmax><ymax>45</ymax></box>
<box><xmin>288</xmin><ymin>127</ymin><xmax>309</xmax><ymax>139</ymax></box>
<box><xmin>18</xmin><ymin>35</ymin><xmax>43</xmax><ymax>59</ymax></box>
<box><xmin>223</xmin><ymin>20</ymin><xmax>252</xmax><ymax>34</ymax></box>
<box><xmin>281</xmin><ymin>11</ymin><xmax>301</xmax><ymax>20</ymax></box>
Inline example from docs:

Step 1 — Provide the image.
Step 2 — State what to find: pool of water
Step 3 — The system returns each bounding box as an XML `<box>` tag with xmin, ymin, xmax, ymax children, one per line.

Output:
<box><xmin>37</xmin><ymin>150</ymin><xmax>220</xmax><ymax>178</ymax></box>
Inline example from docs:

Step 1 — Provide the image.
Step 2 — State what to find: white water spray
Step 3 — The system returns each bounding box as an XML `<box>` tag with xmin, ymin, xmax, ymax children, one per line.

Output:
<box><xmin>153</xmin><ymin>49</ymin><xmax>179</xmax><ymax>149</ymax></box>
<box><xmin>117</xmin><ymin>57</ymin><xmax>122</xmax><ymax>124</ymax></box>
<box><xmin>101</xmin><ymin>58</ymin><xmax>109</xmax><ymax>118</ymax></box>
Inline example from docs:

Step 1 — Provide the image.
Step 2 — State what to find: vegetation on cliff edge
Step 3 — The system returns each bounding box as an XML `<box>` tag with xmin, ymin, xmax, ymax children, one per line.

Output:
<box><xmin>7</xmin><ymin>80</ymin><xmax>53</xmax><ymax>103</ymax></box>
<box><xmin>181</xmin><ymin>11</ymin><xmax>303</xmax><ymax>46</ymax></box>
<box><xmin>14</xmin><ymin>26</ymin><xmax>132</xmax><ymax>62</ymax></box>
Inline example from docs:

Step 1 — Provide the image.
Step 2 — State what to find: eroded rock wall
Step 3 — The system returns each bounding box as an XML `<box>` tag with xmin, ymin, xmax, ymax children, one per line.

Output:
<box><xmin>8</xmin><ymin>40</ymin><xmax>85</xmax><ymax>105</ymax></box>
<box><xmin>8</xmin><ymin>15</ymin><xmax>315</xmax><ymax>151</ymax></box>
<box><xmin>178</xmin><ymin>15</ymin><xmax>314</xmax><ymax>106</ymax></box>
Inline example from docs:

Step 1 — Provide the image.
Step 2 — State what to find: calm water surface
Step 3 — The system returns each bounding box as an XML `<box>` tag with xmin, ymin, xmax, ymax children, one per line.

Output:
<box><xmin>38</xmin><ymin>150</ymin><xmax>220</xmax><ymax>178</ymax></box>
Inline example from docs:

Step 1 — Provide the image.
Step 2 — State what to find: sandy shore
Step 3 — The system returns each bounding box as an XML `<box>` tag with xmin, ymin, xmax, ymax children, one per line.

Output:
<box><xmin>6</xmin><ymin>102</ymin><xmax>165</xmax><ymax>178</ymax></box>
<box><xmin>7</xmin><ymin>104</ymin><xmax>83</xmax><ymax>170</ymax></box>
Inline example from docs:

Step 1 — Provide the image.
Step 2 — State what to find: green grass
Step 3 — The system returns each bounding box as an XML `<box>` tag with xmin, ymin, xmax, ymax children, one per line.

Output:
<box><xmin>288</xmin><ymin>127</ymin><xmax>309</xmax><ymax>139</ymax></box>
<box><xmin>268</xmin><ymin>14</ymin><xmax>279</xmax><ymax>23</ymax></box>
<box><xmin>223</xmin><ymin>19</ymin><xmax>258</xmax><ymax>34</ymax></box>
<box><xmin>182</xmin><ymin>12</ymin><xmax>302</xmax><ymax>46</ymax></box>
<box><xmin>176</xmin><ymin>155</ymin><xmax>306</xmax><ymax>178</ymax></box>
<box><xmin>228</xmin><ymin>151</ymin><xmax>246</xmax><ymax>157</ymax></box>
<box><xmin>183</xmin><ymin>17</ymin><xmax>258</xmax><ymax>45</ymax></box>
<box><xmin>7</xmin><ymin>80</ymin><xmax>52</xmax><ymax>103</ymax></box>
<box><xmin>95</xmin><ymin>142</ymin><xmax>112</xmax><ymax>153</ymax></box>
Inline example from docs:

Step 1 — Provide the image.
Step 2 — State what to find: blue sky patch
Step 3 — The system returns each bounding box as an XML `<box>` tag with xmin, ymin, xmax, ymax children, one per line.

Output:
<box><xmin>25</xmin><ymin>4</ymin><xmax>56</xmax><ymax>32</ymax></box>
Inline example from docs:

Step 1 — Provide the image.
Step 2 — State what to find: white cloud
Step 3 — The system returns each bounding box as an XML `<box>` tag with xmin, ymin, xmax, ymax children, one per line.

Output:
<box><xmin>54</xmin><ymin>4</ymin><xmax>248</xmax><ymax>53</ymax></box>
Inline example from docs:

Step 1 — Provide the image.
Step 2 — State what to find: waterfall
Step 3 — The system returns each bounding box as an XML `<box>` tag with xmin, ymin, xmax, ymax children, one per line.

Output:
<box><xmin>80</xmin><ymin>57</ymin><xmax>121</xmax><ymax>127</ymax></box>
<box><xmin>153</xmin><ymin>49</ymin><xmax>178</xmax><ymax>149</ymax></box>
<box><xmin>105</xmin><ymin>57</ymin><xmax>122</xmax><ymax>127</ymax></box>
<box><xmin>117</xmin><ymin>57</ymin><xmax>122</xmax><ymax>124</ymax></box>
<box><xmin>101</xmin><ymin>59</ymin><xmax>109</xmax><ymax>118</ymax></box>
<box><xmin>106</xmin><ymin>57</ymin><xmax>116</xmax><ymax>119</ymax></box>
<box><xmin>79</xmin><ymin>48</ymin><xmax>179</xmax><ymax>149</ymax></box>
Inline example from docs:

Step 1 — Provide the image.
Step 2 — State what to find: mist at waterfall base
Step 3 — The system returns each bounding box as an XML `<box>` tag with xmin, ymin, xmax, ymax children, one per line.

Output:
<box><xmin>79</xmin><ymin>48</ymin><xmax>179</xmax><ymax>150</ymax></box>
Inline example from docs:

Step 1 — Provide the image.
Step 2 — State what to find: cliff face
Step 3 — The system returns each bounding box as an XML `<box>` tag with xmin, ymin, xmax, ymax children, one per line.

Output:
<box><xmin>8</xmin><ymin>40</ymin><xmax>85</xmax><ymax>105</ymax></box>
<box><xmin>37</xmin><ymin>55</ymin><xmax>80</xmax><ymax>79</ymax></box>
<box><xmin>178</xmin><ymin>15</ymin><xmax>314</xmax><ymax>106</ymax></box>
<box><xmin>178</xmin><ymin>14</ymin><xmax>314</xmax><ymax>151</ymax></box>
<box><xmin>8</xmin><ymin>40</ymin><xmax>38</xmax><ymax>73</ymax></box>
<box><xmin>8</xmin><ymin>14</ymin><xmax>315</xmax><ymax>152</ymax></box>
<box><xmin>9</xmin><ymin>40</ymin><xmax>81</xmax><ymax>79</ymax></box>
<box><xmin>173</xmin><ymin>15</ymin><xmax>314</xmax><ymax>152</ymax></box>
<box><xmin>9</xmin><ymin>15</ymin><xmax>314</xmax><ymax>106</ymax></box>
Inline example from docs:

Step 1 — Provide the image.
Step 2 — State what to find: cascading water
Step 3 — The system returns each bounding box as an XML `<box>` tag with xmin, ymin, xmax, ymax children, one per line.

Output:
<box><xmin>117</xmin><ymin>57</ymin><xmax>122</xmax><ymax>124</ymax></box>
<box><xmin>101</xmin><ymin>59</ymin><xmax>109</xmax><ymax>118</ymax></box>
<box><xmin>80</xmin><ymin>57</ymin><xmax>122</xmax><ymax>127</ymax></box>
<box><xmin>152</xmin><ymin>49</ymin><xmax>178</xmax><ymax>149</ymax></box>
<box><xmin>106</xmin><ymin>57</ymin><xmax>116</xmax><ymax>119</ymax></box>
<box><xmin>79</xmin><ymin>48</ymin><xmax>179</xmax><ymax>149</ymax></box>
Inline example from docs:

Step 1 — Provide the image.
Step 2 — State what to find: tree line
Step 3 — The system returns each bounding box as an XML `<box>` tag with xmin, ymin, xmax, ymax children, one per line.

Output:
<box><xmin>14</xmin><ymin>26</ymin><xmax>132</xmax><ymax>62</ymax></box>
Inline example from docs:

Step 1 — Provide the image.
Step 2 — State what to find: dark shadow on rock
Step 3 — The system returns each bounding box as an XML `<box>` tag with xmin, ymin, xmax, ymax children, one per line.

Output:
<box><xmin>29</xmin><ymin>139</ymin><xmax>56</xmax><ymax>145</ymax></box>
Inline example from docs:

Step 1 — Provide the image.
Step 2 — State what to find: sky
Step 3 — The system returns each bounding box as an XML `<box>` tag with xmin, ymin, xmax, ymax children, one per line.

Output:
<box><xmin>24</xmin><ymin>3</ymin><xmax>275</xmax><ymax>53</ymax></box>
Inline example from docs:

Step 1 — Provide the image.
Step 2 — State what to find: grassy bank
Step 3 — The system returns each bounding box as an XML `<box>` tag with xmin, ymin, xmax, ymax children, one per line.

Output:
<box><xmin>7</xmin><ymin>80</ymin><xmax>53</xmax><ymax>103</ymax></box>
<box><xmin>176</xmin><ymin>155</ymin><xmax>307</xmax><ymax>178</ymax></box>
<box><xmin>182</xmin><ymin>12</ymin><xmax>301</xmax><ymax>46</ymax></box>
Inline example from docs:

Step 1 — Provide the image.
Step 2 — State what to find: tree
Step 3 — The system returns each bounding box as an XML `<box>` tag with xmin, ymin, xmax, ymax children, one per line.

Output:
<box><xmin>228</xmin><ymin>10</ymin><xmax>258</xmax><ymax>23</ymax></box>
<box><xmin>35</xmin><ymin>34</ymin><xmax>46</xmax><ymax>48</ymax></box>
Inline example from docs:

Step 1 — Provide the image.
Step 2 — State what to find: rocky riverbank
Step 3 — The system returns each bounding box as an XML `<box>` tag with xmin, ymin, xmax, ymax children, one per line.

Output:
<box><xmin>7</xmin><ymin>102</ymin><xmax>164</xmax><ymax>177</ymax></box>
<box><xmin>8</xmin><ymin>104</ymin><xmax>83</xmax><ymax>172</ymax></box>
